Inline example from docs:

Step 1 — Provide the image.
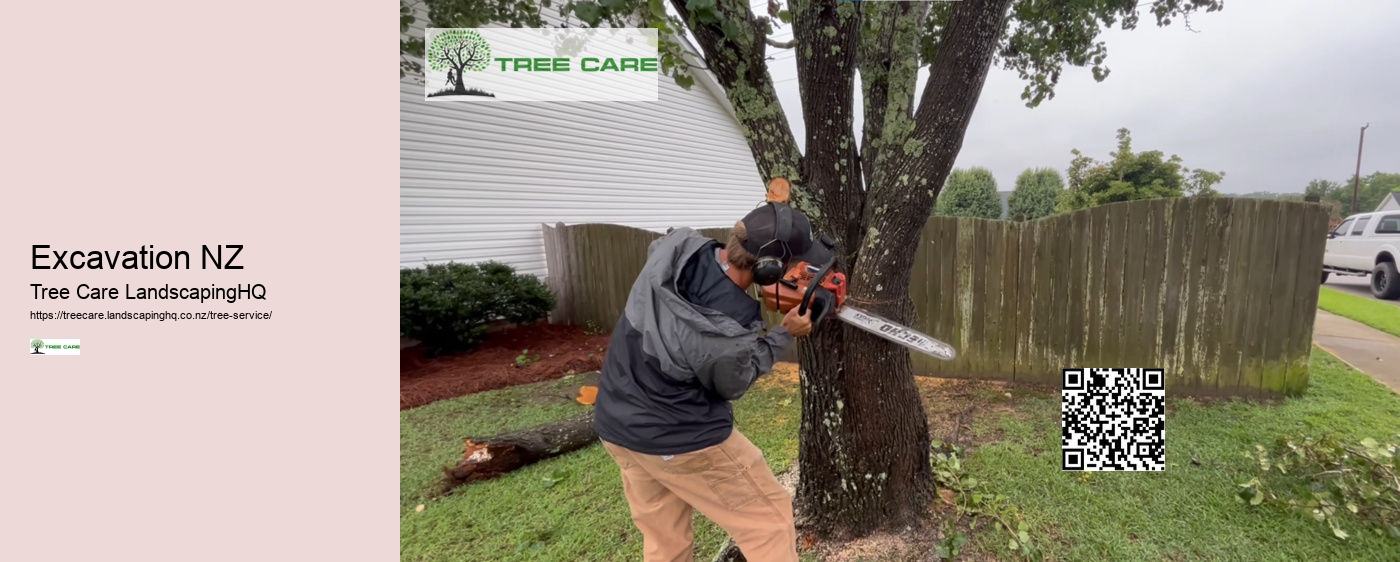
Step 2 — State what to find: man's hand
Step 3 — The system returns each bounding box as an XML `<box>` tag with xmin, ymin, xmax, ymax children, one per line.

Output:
<box><xmin>781</xmin><ymin>307</ymin><xmax>813</xmax><ymax>337</ymax></box>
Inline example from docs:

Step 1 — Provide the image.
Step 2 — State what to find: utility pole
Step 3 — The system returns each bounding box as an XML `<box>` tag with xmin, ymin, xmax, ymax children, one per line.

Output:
<box><xmin>1351</xmin><ymin>123</ymin><xmax>1369</xmax><ymax>214</ymax></box>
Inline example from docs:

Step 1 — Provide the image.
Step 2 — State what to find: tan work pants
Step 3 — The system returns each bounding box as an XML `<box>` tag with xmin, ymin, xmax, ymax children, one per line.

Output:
<box><xmin>601</xmin><ymin>431</ymin><xmax>798</xmax><ymax>562</ymax></box>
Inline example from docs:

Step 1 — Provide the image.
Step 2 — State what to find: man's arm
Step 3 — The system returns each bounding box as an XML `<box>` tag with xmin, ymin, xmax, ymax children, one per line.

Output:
<box><xmin>694</xmin><ymin>327</ymin><xmax>795</xmax><ymax>401</ymax></box>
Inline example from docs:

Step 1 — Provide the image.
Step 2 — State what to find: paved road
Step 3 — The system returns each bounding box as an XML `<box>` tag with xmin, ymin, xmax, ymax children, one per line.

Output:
<box><xmin>1322</xmin><ymin>273</ymin><xmax>1400</xmax><ymax>307</ymax></box>
<box><xmin>1313</xmin><ymin>309</ymin><xmax>1400</xmax><ymax>393</ymax></box>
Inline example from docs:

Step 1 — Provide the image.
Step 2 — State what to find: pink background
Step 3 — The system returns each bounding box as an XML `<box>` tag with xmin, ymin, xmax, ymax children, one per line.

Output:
<box><xmin>0</xmin><ymin>2</ymin><xmax>398</xmax><ymax>560</ymax></box>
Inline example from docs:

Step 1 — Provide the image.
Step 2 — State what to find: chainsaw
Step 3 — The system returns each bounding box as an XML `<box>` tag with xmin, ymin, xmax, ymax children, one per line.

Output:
<box><xmin>757</xmin><ymin>249</ymin><xmax>957</xmax><ymax>362</ymax></box>
<box><xmin>752</xmin><ymin>177</ymin><xmax>956</xmax><ymax>361</ymax></box>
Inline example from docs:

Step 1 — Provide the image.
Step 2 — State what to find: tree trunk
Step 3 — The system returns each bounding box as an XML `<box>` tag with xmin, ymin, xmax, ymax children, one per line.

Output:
<box><xmin>441</xmin><ymin>411</ymin><xmax>597</xmax><ymax>489</ymax></box>
<box><xmin>796</xmin><ymin>0</ymin><xmax>1014</xmax><ymax>539</ymax></box>
<box><xmin>452</xmin><ymin>65</ymin><xmax>467</xmax><ymax>93</ymax></box>
<box><xmin>796</xmin><ymin>285</ymin><xmax>932</xmax><ymax>538</ymax></box>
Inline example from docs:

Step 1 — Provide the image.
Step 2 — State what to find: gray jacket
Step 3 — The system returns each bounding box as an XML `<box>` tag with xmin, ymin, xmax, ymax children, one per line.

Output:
<box><xmin>593</xmin><ymin>227</ymin><xmax>794</xmax><ymax>455</ymax></box>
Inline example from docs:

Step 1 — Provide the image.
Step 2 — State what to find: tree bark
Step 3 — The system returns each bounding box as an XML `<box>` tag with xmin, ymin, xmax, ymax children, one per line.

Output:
<box><xmin>791</xmin><ymin>0</ymin><xmax>862</xmax><ymax>253</ymax></box>
<box><xmin>796</xmin><ymin>0</ymin><xmax>1014</xmax><ymax>539</ymax></box>
<box><xmin>441</xmin><ymin>411</ymin><xmax>597</xmax><ymax>489</ymax></box>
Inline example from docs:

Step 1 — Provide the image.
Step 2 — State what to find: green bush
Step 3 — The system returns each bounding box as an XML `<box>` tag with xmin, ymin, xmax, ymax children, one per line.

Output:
<box><xmin>936</xmin><ymin>167</ymin><xmax>1003</xmax><ymax>219</ymax></box>
<box><xmin>400</xmin><ymin>261</ymin><xmax>556</xmax><ymax>355</ymax></box>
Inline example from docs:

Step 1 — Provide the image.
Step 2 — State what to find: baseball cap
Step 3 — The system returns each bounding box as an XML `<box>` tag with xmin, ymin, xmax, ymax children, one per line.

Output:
<box><xmin>739</xmin><ymin>202</ymin><xmax>834</xmax><ymax>267</ymax></box>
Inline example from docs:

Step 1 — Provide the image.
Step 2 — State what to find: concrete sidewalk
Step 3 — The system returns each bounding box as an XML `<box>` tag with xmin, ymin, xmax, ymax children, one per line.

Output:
<box><xmin>1312</xmin><ymin>309</ymin><xmax>1400</xmax><ymax>393</ymax></box>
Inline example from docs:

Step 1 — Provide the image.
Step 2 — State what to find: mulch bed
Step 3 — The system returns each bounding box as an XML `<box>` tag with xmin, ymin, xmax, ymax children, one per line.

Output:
<box><xmin>400</xmin><ymin>323</ymin><xmax>611</xmax><ymax>409</ymax></box>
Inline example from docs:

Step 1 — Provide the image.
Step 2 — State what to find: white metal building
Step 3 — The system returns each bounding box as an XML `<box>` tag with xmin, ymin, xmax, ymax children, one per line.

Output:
<box><xmin>400</xmin><ymin>9</ymin><xmax>765</xmax><ymax>277</ymax></box>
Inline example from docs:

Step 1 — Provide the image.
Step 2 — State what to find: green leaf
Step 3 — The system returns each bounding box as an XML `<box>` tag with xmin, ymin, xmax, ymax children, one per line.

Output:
<box><xmin>648</xmin><ymin>0</ymin><xmax>668</xmax><ymax>21</ymax></box>
<box><xmin>573</xmin><ymin>1</ymin><xmax>604</xmax><ymax>25</ymax></box>
<box><xmin>777</xmin><ymin>9</ymin><xmax>792</xmax><ymax>23</ymax></box>
<box><xmin>722</xmin><ymin>19</ymin><xmax>744</xmax><ymax>41</ymax></box>
<box><xmin>686</xmin><ymin>0</ymin><xmax>720</xmax><ymax>24</ymax></box>
<box><xmin>1009</xmin><ymin>538</ymin><xmax>1019</xmax><ymax>550</ymax></box>
<box><xmin>1331</xmin><ymin>525</ymin><xmax>1349</xmax><ymax>540</ymax></box>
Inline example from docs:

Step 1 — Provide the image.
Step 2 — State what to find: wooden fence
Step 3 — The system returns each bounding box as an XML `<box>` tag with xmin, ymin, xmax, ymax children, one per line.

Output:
<box><xmin>542</xmin><ymin>197</ymin><xmax>1330</xmax><ymax>396</ymax></box>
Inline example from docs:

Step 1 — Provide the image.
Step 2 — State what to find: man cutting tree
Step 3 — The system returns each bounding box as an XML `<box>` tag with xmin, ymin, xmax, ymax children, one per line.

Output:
<box><xmin>593</xmin><ymin>179</ymin><xmax>826</xmax><ymax>562</ymax></box>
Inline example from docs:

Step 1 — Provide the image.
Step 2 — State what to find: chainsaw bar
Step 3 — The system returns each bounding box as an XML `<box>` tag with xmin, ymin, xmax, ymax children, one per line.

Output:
<box><xmin>835</xmin><ymin>306</ymin><xmax>957</xmax><ymax>361</ymax></box>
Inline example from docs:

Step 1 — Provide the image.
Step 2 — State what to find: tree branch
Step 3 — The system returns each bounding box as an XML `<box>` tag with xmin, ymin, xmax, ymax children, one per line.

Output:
<box><xmin>853</xmin><ymin>0</ymin><xmax>1014</xmax><ymax>302</ymax></box>
<box><xmin>792</xmin><ymin>0</ymin><xmax>862</xmax><ymax>257</ymax></box>
<box><xmin>859</xmin><ymin>2</ymin><xmax>926</xmax><ymax>213</ymax></box>
<box><xmin>669</xmin><ymin>0</ymin><xmax>802</xmax><ymax>186</ymax></box>
<box><xmin>766</xmin><ymin>37</ymin><xmax>796</xmax><ymax>49</ymax></box>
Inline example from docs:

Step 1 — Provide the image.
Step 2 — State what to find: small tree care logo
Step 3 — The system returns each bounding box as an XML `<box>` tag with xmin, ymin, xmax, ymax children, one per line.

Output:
<box><xmin>30</xmin><ymin>338</ymin><xmax>80</xmax><ymax>356</ymax></box>
<box><xmin>419</xmin><ymin>28</ymin><xmax>659</xmax><ymax>101</ymax></box>
<box><xmin>426</xmin><ymin>29</ymin><xmax>495</xmax><ymax>99</ymax></box>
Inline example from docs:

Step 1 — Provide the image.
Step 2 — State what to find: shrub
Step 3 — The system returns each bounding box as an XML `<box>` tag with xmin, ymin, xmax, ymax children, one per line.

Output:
<box><xmin>1008</xmin><ymin>167</ymin><xmax>1064</xmax><ymax>220</ymax></box>
<box><xmin>936</xmin><ymin>167</ymin><xmax>1003</xmax><ymax>219</ymax></box>
<box><xmin>400</xmin><ymin>261</ymin><xmax>556</xmax><ymax>355</ymax></box>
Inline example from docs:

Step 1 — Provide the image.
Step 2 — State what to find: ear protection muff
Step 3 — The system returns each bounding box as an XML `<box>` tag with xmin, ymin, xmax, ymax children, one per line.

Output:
<box><xmin>751</xmin><ymin>202</ymin><xmax>792</xmax><ymax>286</ymax></box>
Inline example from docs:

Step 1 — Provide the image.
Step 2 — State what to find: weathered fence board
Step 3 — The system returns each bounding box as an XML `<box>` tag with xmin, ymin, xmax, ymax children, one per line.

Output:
<box><xmin>1218</xmin><ymin>199</ymin><xmax>1258</xmax><ymax>393</ymax></box>
<box><xmin>1263</xmin><ymin>202</ymin><xmax>1305</xmax><ymax>396</ymax></box>
<box><xmin>541</xmin><ymin>197</ymin><xmax>1329</xmax><ymax>397</ymax></box>
<box><xmin>1243</xmin><ymin>201</ymin><xmax>1282</xmax><ymax>395</ymax></box>
<box><xmin>1287</xmin><ymin>203</ymin><xmax>1329</xmax><ymax>391</ymax></box>
<box><xmin>1066</xmin><ymin>210</ymin><xmax>1089</xmax><ymax>369</ymax></box>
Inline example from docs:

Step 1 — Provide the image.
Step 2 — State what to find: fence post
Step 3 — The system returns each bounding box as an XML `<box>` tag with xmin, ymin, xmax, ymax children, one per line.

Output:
<box><xmin>541</xmin><ymin>222</ymin><xmax>572</xmax><ymax>325</ymax></box>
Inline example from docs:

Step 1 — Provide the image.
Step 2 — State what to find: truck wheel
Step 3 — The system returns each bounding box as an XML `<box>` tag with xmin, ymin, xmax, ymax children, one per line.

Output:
<box><xmin>1372</xmin><ymin>262</ymin><xmax>1400</xmax><ymax>300</ymax></box>
<box><xmin>1321</xmin><ymin>271</ymin><xmax>1330</xmax><ymax>284</ymax></box>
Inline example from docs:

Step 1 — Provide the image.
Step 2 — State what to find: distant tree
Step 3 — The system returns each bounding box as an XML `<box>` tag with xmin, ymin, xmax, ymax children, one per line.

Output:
<box><xmin>1057</xmin><ymin>127</ymin><xmax>1224</xmax><ymax>212</ymax></box>
<box><xmin>1007</xmin><ymin>167</ymin><xmax>1062</xmax><ymax>220</ymax></box>
<box><xmin>1282</xmin><ymin>192</ymin><xmax>1343</xmax><ymax>223</ymax></box>
<box><xmin>1359</xmin><ymin>172</ymin><xmax>1400</xmax><ymax>211</ymax></box>
<box><xmin>1185</xmin><ymin>168</ymin><xmax>1223</xmax><ymax>198</ymax></box>
<box><xmin>936</xmin><ymin>167</ymin><xmax>1002</xmax><ymax>219</ymax></box>
<box><xmin>1301</xmin><ymin>175</ymin><xmax>1400</xmax><ymax>217</ymax></box>
<box><xmin>1305</xmin><ymin>179</ymin><xmax>1344</xmax><ymax>201</ymax></box>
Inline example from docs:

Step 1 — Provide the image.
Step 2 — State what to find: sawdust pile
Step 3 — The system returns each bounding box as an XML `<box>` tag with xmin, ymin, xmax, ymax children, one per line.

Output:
<box><xmin>755</xmin><ymin>361</ymin><xmax>801</xmax><ymax>389</ymax></box>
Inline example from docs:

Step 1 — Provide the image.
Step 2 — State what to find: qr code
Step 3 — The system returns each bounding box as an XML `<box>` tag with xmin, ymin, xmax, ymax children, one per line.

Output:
<box><xmin>1061</xmin><ymin>368</ymin><xmax>1165</xmax><ymax>471</ymax></box>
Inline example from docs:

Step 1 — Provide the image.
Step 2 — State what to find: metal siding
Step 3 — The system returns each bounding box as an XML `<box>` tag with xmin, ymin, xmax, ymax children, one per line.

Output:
<box><xmin>400</xmin><ymin>9</ymin><xmax>763</xmax><ymax>277</ymax></box>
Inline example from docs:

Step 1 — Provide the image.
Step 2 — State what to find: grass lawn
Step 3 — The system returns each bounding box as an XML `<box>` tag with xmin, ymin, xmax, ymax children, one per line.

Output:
<box><xmin>400</xmin><ymin>370</ymin><xmax>803</xmax><ymax>562</ymax></box>
<box><xmin>402</xmin><ymin>350</ymin><xmax>1400</xmax><ymax>561</ymax></box>
<box><xmin>1318</xmin><ymin>286</ymin><xmax>1400</xmax><ymax>338</ymax></box>
<box><xmin>962</xmin><ymin>347</ymin><xmax>1400</xmax><ymax>561</ymax></box>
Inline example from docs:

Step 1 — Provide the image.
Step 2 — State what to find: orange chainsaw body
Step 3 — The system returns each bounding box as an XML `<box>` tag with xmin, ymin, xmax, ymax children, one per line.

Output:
<box><xmin>759</xmin><ymin>261</ymin><xmax>847</xmax><ymax>323</ymax></box>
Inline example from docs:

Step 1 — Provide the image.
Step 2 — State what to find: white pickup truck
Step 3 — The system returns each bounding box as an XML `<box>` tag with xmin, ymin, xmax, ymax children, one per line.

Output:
<box><xmin>1322</xmin><ymin>211</ymin><xmax>1400</xmax><ymax>299</ymax></box>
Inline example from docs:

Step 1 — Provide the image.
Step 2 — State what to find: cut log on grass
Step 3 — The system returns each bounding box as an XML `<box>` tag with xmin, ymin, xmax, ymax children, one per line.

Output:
<box><xmin>442</xmin><ymin>411</ymin><xmax>598</xmax><ymax>489</ymax></box>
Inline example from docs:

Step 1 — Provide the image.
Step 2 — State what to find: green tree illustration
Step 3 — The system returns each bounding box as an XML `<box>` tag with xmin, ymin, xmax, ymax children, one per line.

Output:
<box><xmin>31</xmin><ymin>339</ymin><xmax>44</xmax><ymax>354</ymax></box>
<box><xmin>428</xmin><ymin>29</ymin><xmax>493</xmax><ymax>95</ymax></box>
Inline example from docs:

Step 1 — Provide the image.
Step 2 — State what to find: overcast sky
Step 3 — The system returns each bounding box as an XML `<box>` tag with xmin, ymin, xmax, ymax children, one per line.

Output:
<box><xmin>747</xmin><ymin>0</ymin><xmax>1398</xmax><ymax>195</ymax></box>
